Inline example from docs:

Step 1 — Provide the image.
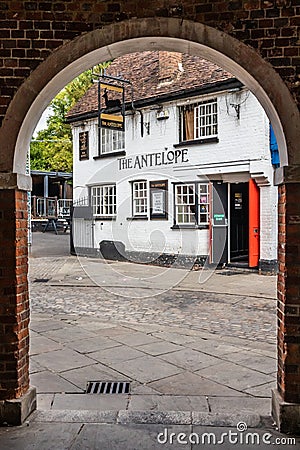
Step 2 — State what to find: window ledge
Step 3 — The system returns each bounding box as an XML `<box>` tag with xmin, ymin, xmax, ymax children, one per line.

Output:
<box><xmin>94</xmin><ymin>217</ymin><xmax>116</xmax><ymax>221</ymax></box>
<box><xmin>171</xmin><ymin>224</ymin><xmax>209</xmax><ymax>230</ymax></box>
<box><xmin>126</xmin><ymin>216</ymin><xmax>148</xmax><ymax>221</ymax></box>
<box><xmin>174</xmin><ymin>137</ymin><xmax>219</xmax><ymax>147</ymax></box>
<box><xmin>93</xmin><ymin>150</ymin><xmax>126</xmax><ymax>160</ymax></box>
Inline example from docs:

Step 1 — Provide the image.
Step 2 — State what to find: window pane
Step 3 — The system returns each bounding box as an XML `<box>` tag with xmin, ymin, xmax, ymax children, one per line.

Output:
<box><xmin>194</xmin><ymin>100</ymin><xmax>217</xmax><ymax>139</ymax></box>
<box><xmin>133</xmin><ymin>181</ymin><xmax>148</xmax><ymax>215</ymax></box>
<box><xmin>91</xmin><ymin>184</ymin><xmax>116</xmax><ymax>217</ymax></box>
<box><xmin>101</xmin><ymin>128</ymin><xmax>125</xmax><ymax>154</ymax></box>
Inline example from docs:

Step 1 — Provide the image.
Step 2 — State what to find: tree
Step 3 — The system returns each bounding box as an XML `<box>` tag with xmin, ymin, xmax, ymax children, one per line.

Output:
<box><xmin>30</xmin><ymin>62</ymin><xmax>111</xmax><ymax>173</ymax></box>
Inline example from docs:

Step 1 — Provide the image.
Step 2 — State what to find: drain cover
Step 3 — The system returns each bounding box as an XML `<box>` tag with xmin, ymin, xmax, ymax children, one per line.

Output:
<box><xmin>86</xmin><ymin>381</ymin><xmax>130</xmax><ymax>394</ymax></box>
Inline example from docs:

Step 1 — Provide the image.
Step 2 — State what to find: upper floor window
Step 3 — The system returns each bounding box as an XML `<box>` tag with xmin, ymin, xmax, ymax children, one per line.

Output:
<box><xmin>132</xmin><ymin>181</ymin><xmax>148</xmax><ymax>216</ymax></box>
<box><xmin>179</xmin><ymin>99</ymin><xmax>218</xmax><ymax>142</ymax></box>
<box><xmin>101</xmin><ymin>128</ymin><xmax>125</xmax><ymax>154</ymax></box>
<box><xmin>91</xmin><ymin>184</ymin><xmax>116</xmax><ymax>218</ymax></box>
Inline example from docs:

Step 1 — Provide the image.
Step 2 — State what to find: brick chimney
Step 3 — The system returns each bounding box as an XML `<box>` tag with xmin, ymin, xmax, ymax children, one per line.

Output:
<box><xmin>158</xmin><ymin>51</ymin><xmax>183</xmax><ymax>83</ymax></box>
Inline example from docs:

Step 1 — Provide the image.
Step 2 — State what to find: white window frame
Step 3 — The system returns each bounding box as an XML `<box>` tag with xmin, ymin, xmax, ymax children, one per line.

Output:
<box><xmin>194</xmin><ymin>99</ymin><xmax>218</xmax><ymax>139</ymax></box>
<box><xmin>91</xmin><ymin>184</ymin><xmax>116</xmax><ymax>218</ymax></box>
<box><xmin>132</xmin><ymin>181</ymin><xmax>148</xmax><ymax>216</ymax></box>
<box><xmin>175</xmin><ymin>182</ymin><xmax>210</xmax><ymax>226</ymax></box>
<box><xmin>198</xmin><ymin>183</ymin><xmax>210</xmax><ymax>225</ymax></box>
<box><xmin>101</xmin><ymin>128</ymin><xmax>125</xmax><ymax>154</ymax></box>
<box><xmin>175</xmin><ymin>183</ymin><xmax>196</xmax><ymax>225</ymax></box>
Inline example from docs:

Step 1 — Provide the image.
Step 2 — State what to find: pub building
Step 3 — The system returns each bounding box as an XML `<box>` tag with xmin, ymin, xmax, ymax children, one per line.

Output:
<box><xmin>66</xmin><ymin>51</ymin><xmax>279</xmax><ymax>273</ymax></box>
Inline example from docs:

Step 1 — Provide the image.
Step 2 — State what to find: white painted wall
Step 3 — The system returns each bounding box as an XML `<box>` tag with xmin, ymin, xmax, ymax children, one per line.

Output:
<box><xmin>71</xmin><ymin>88</ymin><xmax>277</xmax><ymax>262</ymax></box>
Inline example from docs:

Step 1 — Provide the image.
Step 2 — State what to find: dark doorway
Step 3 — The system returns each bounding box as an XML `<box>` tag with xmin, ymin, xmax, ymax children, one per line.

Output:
<box><xmin>230</xmin><ymin>183</ymin><xmax>249</xmax><ymax>262</ymax></box>
<box><xmin>211</xmin><ymin>182</ymin><xmax>228</xmax><ymax>265</ymax></box>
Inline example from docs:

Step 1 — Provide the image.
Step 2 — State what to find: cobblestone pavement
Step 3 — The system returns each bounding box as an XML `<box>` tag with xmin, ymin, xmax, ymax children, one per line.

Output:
<box><xmin>29</xmin><ymin>256</ymin><xmax>276</xmax><ymax>345</ymax></box>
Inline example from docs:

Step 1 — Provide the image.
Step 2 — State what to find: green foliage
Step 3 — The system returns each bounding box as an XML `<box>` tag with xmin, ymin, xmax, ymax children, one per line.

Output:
<box><xmin>30</xmin><ymin>62</ymin><xmax>111</xmax><ymax>173</ymax></box>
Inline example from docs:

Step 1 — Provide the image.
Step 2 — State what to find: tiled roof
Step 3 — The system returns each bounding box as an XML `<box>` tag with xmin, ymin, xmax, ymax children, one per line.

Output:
<box><xmin>67</xmin><ymin>51</ymin><xmax>236</xmax><ymax>120</ymax></box>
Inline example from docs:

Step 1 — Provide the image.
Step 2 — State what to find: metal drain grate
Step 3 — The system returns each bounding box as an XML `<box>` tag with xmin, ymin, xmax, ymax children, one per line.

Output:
<box><xmin>86</xmin><ymin>381</ymin><xmax>130</xmax><ymax>394</ymax></box>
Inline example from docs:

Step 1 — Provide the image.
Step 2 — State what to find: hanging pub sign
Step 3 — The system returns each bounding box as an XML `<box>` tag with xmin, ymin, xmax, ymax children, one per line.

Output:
<box><xmin>150</xmin><ymin>180</ymin><xmax>168</xmax><ymax>220</ymax></box>
<box><xmin>79</xmin><ymin>131</ymin><xmax>89</xmax><ymax>160</ymax></box>
<box><xmin>100</xmin><ymin>82</ymin><xmax>125</xmax><ymax>131</ymax></box>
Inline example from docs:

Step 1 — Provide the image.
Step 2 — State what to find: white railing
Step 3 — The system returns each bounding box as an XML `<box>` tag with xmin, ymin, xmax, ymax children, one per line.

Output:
<box><xmin>32</xmin><ymin>196</ymin><xmax>72</xmax><ymax>219</ymax></box>
<box><xmin>58</xmin><ymin>199</ymin><xmax>72</xmax><ymax>218</ymax></box>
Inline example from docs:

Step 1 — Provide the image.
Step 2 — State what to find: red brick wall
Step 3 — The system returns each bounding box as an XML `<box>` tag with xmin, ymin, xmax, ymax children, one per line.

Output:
<box><xmin>277</xmin><ymin>183</ymin><xmax>300</xmax><ymax>403</ymax></box>
<box><xmin>0</xmin><ymin>190</ymin><xmax>29</xmax><ymax>400</ymax></box>
<box><xmin>0</xmin><ymin>1</ymin><xmax>299</xmax><ymax>125</ymax></box>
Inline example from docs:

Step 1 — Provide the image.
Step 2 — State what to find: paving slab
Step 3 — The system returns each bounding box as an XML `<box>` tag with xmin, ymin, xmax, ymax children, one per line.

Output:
<box><xmin>29</xmin><ymin>333</ymin><xmax>63</xmax><ymax>355</ymax></box>
<box><xmin>148</xmin><ymin>372</ymin><xmax>245</xmax><ymax>396</ymax></box>
<box><xmin>37</xmin><ymin>393</ymin><xmax>55</xmax><ymax>410</ymax></box>
<box><xmin>42</xmin><ymin>326</ymin><xmax>98</xmax><ymax>343</ymax></box>
<box><xmin>29</xmin><ymin>358</ymin><xmax>46</xmax><ymax>374</ymax></box>
<box><xmin>221</xmin><ymin>350</ymin><xmax>277</xmax><ymax>375</ymax></box>
<box><xmin>88</xmin><ymin>345</ymin><xmax>146</xmax><ymax>365</ymax></box>
<box><xmin>94</xmin><ymin>326</ymin><xmax>139</xmax><ymax>338</ymax></box>
<box><xmin>135</xmin><ymin>341</ymin><xmax>183</xmax><ymax>356</ymax></box>
<box><xmin>65</xmin><ymin>336</ymin><xmax>122</xmax><ymax>354</ymax></box>
<box><xmin>120</xmin><ymin>323</ymin><xmax>164</xmax><ymax>334</ymax></box>
<box><xmin>130</xmin><ymin>384</ymin><xmax>163</xmax><ymax>395</ymax></box>
<box><xmin>51</xmin><ymin>393</ymin><xmax>129</xmax><ymax>410</ymax></box>
<box><xmin>207</xmin><ymin>396</ymin><xmax>271</xmax><ymax>416</ymax></box>
<box><xmin>59</xmin><ymin>363</ymin><xmax>130</xmax><ymax>390</ymax></box>
<box><xmin>128</xmin><ymin>395</ymin><xmax>208</xmax><ymax>412</ymax></box>
<box><xmin>70</xmin><ymin>423</ymin><xmax>193</xmax><ymax>450</ymax></box>
<box><xmin>32</xmin><ymin>409</ymin><xmax>118</xmax><ymax>423</ymax></box>
<box><xmin>30</xmin><ymin>370</ymin><xmax>83</xmax><ymax>393</ymax></box>
<box><xmin>110</xmin><ymin>355</ymin><xmax>184</xmax><ymax>384</ymax></box>
<box><xmin>29</xmin><ymin>319</ymin><xmax>66</xmax><ymax>333</ymax></box>
<box><xmin>196</xmin><ymin>362</ymin><xmax>275</xmax><ymax>391</ymax></box>
<box><xmin>109</xmin><ymin>331</ymin><xmax>162</xmax><ymax>347</ymax></box>
<box><xmin>186</xmin><ymin>339</ymin><xmax>242</xmax><ymax>356</ymax></box>
<box><xmin>0</xmin><ymin>423</ymin><xmax>82</xmax><ymax>450</ymax></box>
<box><xmin>31</xmin><ymin>348</ymin><xmax>95</xmax><ymax>373</ymax></box>
<box><xmin>158</xmin><ymin>348</ymin><xmax>222</xmax><ymax>371</ymax></box>
<box><xmin>150</xmin><ymin>330</ymin><xmax>198</xmax><ymax>345</ymax></box>
<box><xmin>72</xmin><ymin>320</ymin><xmax>118</xmax><ymax>332</ymax></box>
<box><xmin>245</xmin><ymin>381</ymin><xmax>276</xmax><ymax>397</ymax></box>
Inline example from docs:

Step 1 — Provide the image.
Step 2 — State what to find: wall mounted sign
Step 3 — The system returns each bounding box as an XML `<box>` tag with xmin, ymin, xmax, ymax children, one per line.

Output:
<box><xmin>79</xmin><ymin>131</ymin><xmax>89</xmax><ymax>160</ymax></box>
<box><xmin>100</xmin><ymin>82</ymin><xmax>124</xmax><ymax>131</ymax></box>
<box><xmin>150</xmin><ymin>180</ymin><xmax>168</xmax><ymax>220</ymax></box>
<box><xmin>118</xmin><ymin>148</ymin><xmax>189</xmax><ymax>171</ymax></box>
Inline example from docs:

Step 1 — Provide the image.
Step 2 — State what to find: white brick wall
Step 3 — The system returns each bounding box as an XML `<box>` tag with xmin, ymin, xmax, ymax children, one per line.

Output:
<box><xmin>72</xmin><ymin>88</ymin><xmax>277</xmax><ymax>262</ymax></box>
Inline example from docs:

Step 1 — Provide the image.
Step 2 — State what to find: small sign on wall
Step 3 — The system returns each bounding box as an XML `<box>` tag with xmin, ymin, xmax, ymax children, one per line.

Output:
<box><xmin>79</xmin><ymin>131</ymin><xmax>89</xmax><ymax>160</ymax></box>
<box><xmin>150</xmin><ymin>180</ymin><xmax>168</xmax><ymax>220</ymax></box>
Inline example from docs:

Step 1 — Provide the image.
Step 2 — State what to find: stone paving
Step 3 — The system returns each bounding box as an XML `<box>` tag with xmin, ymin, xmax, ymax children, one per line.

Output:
<box><xmin>26</xmin><ymin>232</ymin><xmax>278</xmax><ymax>421</ymax></box>
<box><xmin>3</xmin><ymin>232</ymin><xmax>298</xmax><ymax>450</ymax></box>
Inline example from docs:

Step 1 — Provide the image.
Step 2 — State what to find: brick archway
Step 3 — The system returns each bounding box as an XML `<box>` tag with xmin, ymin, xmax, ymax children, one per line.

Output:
<box><xmin>2</xmin><ymin>18</ymin><xmax>299</xmax><ymax>175</ymax></box>
<box><xmin>0</xmin><ymin>15</ymin><xmax>300</xmax><ymax>433</ymax></box>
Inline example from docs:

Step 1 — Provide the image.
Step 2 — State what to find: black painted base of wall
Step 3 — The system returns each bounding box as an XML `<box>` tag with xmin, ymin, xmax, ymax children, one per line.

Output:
<box><xmin>125</xmin><ymin>251</ymin><xmax>208</xmax><ymax>269</ymax></box>
<box><xmin>259</xmin><ymin>259</ymin><xmax>278</xmax><ymax>275</ymax></box>
<box><xmin>72</xmin><ymin>241</ymin><xmax>278</xmax><ymax>275</ymax></box>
